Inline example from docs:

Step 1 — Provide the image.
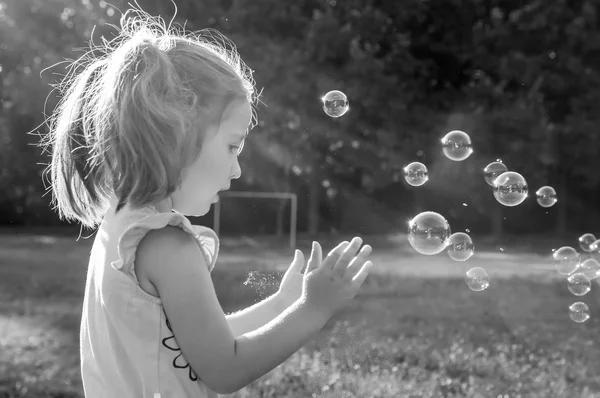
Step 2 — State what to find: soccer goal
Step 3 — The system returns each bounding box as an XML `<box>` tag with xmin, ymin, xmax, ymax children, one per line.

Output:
<box><xmin>213</xmin><ymin>191</ymin><xmax>298</xmax><ymax>249</ymax></box>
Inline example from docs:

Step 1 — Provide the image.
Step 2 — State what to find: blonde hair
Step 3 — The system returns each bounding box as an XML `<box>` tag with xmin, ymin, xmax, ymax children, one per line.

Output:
<box><xmin>40</xmin><ymin>6</ymin><xmax>257</xmax><ymax>229</ymax></box>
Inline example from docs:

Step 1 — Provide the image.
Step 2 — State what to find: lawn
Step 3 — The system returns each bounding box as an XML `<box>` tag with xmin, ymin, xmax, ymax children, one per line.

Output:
<box><xmin>1</xmin><ymin>230</ymin><xmax>600</xmax><ymax>397</ymax></box>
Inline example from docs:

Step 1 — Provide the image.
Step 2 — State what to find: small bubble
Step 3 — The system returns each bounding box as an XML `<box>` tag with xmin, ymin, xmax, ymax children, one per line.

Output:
<box><xmin>322</xmin><ymin>90</ymin><xmax>349</xmax><ymax>118</ymax></box>
<box><xmin>569</xmin><ymin>302</ymin><xmax>590</xmax><ymax>323</ymax></box>
<box><xmin>447</xmin><ymin>232</ymin><xmax>474</xmax><ymax>262</ymax></box>
<box><xmin>493</xmin><ymin>171</ymin><xmax>528</xmax><ymax>207</ymax></box>
<box><xmin>441</xmin><ymin>130</ymin><xmax>473</xmax><ymax>161</ymax></box>
<box><xmin>553</xmin><ymin>246</ymin><xmax>580</xmax><ymax>275</ymax></box>
<box><xmin>483</xmin><ymin>161</ymin><xmax>508</xmax><ymax>187</ymax></box>
<box><xmin>567</xmin><ymin>273</ymin><xmax>591</xmax><ymax>296</ymax></box>
<box><xmin>579</xmin><ymin>258</ymin><xmax>600</xmax><ymax>280</ymax></box>
<box><xmin>536</xmin><ymin>186</ymin><xmax>557</xmax><ymax>208</ymax></box>
<box><xmin>465</xmin><ymin>267</ymin><xmax>490</xmax><ymax>291</ymax></box>
<box><xmin>579</xmin><ymin>233</ymin><xmax>597</xmax><ymax>252</ymax></box>
<box><xmin>403</xmin><ymin>162</ymin><xmax>429</xmax><ymax>187</ymax></box>
<box><xmin>408</xmin><ymin>211</ymin><xmax>451</xmax><ymax>255</ymax></box>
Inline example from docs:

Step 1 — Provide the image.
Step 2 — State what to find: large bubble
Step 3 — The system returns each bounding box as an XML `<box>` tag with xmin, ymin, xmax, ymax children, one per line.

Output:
<box><xmin>493</xmin><ymin>171</ymin><xmax>528</xmax><ymax>207</ymax></box>
<box><xmin>408</xmin><ymin>211</ymin><xmax>451</xmax><ymax>255</ymax></box>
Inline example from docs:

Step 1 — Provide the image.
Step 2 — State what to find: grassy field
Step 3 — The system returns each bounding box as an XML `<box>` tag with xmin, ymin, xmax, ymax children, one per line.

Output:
<box><xmin>1</xmin><ymin>230</ymin><xmax>600</xmax><ymax>397</ymax></box>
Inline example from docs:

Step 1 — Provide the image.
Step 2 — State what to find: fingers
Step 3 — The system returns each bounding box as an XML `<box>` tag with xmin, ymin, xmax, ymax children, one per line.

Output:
<box><xmin>343</xmin><ymin>244</ymin><xmax>372</xmax><ymax>281</ymax></box>
<box><xmin>291</xmin><ymin>249</ymin><xmax>305</xmax><ymax>273</ymax></box>
<box><xmin>305</xmin><ymin>241</ymin><xmax>322</xmax><ymax>274</ymax></box>
<box><xmin>320</xmin><ymin>240</ymin><xmax>349</xmax><ymax>273</ymax></box>
<box><xmin>351</xmin><ymin>260</ymin><xmax>373</xmax><ymax>287</ymax></box>
<box><xmin>332</xmin><ymin>237</ymin><xmax>363</xmax><ymax>277</ymax></box>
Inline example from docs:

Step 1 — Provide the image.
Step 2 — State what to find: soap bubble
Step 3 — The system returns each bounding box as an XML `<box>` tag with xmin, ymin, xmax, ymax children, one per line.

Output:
<box><xmin>579</xmin><ymin>233</ymin><xmax>597</xmax><ymax>252</ymax></box>
<box><xmin>535</xmin><ymin>186</ymin><xmax>557</xmax><ymax>208</ymax></box>
<box><xmin>441</xmin><ymin>130</ymin><xmax>473</xmax><ymax>161</ymax></box>
<box><xmin>579</xmin><ymin>258</ymin><xmax>600</xmax><ymax>280</ymax></box>
<box><xmin>569</xmin><ymin>302</ymin><xmax>590</xmax><ymax>323</ymax></box>
<box><xmin>591</xmin><ymin>239</ymin><xmax>600</xmax><ymax>252</ymax></box>
<box><xmin>553</xmin><ymin>246</ymin><xmax>580</xmax><ymax>275</ymax></box>
<box><xmin>567</xmin><ymin>272</ymin><xmax>591</xmax><ymax>296</ymax></box>
<box><xmin>465</xmin><ymin>267</ymin><xmax>490</xmax><ymax>292</ymax></box>
<box><xmin>322</xmin><ymin>90</ymin><xmax>349</xmax><ymax>118</ymax></box>
<box><xmin>403</xmin><ymin>162</ymin><xmax>429</xmax><ymax>187</ymax></box>
<box><xmin>483</xmin><ymin>161</ymin><xmax>508</xmax><ymax>186</ymax></box>
<box><xmin>493</xmin><ymin>171</ymin><xmax>528</xmax><ymax>207</ymax></box>
<box><xmin>408</xmin><ymin>211</ymin><xmax>451</xmax><ymax>255</ymax></box>
<box><xmin>447</xmin><ymin>232</ymin><xmax>475</xmax><ymax>262</ymax></box>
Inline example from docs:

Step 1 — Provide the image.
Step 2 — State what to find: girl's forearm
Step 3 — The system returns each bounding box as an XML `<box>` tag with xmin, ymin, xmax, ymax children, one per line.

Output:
<box><xmin>225</xmin><ymin>292</ymin><xmax>294</xmax><ymax>337</ymax></box>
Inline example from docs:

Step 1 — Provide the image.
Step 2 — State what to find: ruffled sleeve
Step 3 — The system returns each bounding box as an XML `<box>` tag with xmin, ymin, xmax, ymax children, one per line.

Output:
<box><xmin>110</xmin><ymin>212</ymin><xmax>220</xmax><ymax>285</ymax></box>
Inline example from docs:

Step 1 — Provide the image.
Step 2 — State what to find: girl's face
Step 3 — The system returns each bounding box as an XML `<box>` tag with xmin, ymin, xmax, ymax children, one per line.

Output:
<box><xmin>168</xmin><ymin>99</ymin><xmax>252</xmax><ymax>216</ymax></box>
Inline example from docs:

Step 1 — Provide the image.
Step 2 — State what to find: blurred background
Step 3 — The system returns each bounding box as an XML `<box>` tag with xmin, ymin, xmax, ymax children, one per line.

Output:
<box><xmin>2</xmin><ymin>1</ymin><xmax>600</xmax><ymax>397</ymax></box>
<box><xmin>2</xmin><ymin>0</ymin><xmax>599</xmax><ymax>239</ymax></box>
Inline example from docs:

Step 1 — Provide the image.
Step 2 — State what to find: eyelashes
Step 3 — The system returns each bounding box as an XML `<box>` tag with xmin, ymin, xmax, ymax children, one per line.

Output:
<box><xmin>230</xmin><ymin>140</ymin><xmax>245</xmax><ymax>156</ymax></box>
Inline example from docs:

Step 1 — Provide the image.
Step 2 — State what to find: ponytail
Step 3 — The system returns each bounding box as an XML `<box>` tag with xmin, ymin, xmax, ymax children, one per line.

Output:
<box><xmin>41</xmin><ymin>7</ymin><xmax>257</xmax><ymax>229</ymax></box>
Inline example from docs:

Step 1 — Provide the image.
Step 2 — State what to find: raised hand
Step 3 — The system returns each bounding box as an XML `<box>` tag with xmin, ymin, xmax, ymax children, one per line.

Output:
<box><xmin>301</xmin><ymin>237</ymin><xmax>373</xmax><ymax>319</ymax></box>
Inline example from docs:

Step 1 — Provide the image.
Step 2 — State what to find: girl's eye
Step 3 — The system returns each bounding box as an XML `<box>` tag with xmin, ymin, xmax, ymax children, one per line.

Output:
<box><xmin>230</xmin><ymin>145</ymin><xmax>240</xmax><ymax>154</ymax></box>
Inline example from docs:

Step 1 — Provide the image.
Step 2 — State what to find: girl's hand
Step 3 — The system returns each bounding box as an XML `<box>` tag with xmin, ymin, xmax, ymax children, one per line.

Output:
<box><xmin>277</xmin><ymin>250</ymin><xmax>305</xmax><ymax>306</ymax></box>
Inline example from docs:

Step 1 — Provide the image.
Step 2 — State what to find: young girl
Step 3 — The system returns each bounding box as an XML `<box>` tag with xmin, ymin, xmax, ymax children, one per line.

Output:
<box><xmin>41</xmin><ymin>7</ymin><xmax>373</xmax><ymax>398</ymax></box>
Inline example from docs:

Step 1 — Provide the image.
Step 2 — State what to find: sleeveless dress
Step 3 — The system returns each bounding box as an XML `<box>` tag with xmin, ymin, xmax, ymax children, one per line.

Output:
<box><xmin>80</xmin><ymin>196</ymin><xmax>220</xmax><ymax>397</ymax></box>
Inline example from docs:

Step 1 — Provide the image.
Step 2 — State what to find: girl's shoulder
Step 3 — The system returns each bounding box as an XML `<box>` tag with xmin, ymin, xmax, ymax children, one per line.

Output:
<box><xmin>109</xmin><ymin>205</ymin><xmax>220</xmax><ymax>292</ymax></box>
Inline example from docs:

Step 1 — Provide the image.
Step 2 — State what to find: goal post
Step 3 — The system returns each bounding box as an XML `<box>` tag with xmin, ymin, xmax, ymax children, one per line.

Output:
<box><xmin>213</xmin><ymin>191</ymin><xmax>298</xmax><ymax>250</ymax></box>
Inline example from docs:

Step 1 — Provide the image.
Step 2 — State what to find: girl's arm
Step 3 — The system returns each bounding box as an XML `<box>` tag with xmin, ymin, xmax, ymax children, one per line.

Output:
<box><xmin>137</xmin><ymin>227</ymin><xmax>330</xmax><ymax>395</ymax></box>
<box><xmin>226</xmin><ymin>292</ymin><xmax>294</xmax><ymax>337</ymax></box>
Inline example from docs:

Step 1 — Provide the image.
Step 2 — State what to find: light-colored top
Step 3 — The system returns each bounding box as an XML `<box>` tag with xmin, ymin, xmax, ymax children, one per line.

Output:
<box><xmin>80</xmin><ymin>196</ymin><xmax>220</xmax><ymax>398</ymax></box>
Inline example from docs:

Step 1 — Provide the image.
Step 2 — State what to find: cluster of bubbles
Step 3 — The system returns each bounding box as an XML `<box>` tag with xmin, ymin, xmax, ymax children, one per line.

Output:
<box><xmin>321</xmin><ymin>90</ymin><xmax>586</xmax><ymax>323</ymax></box>
<box><xmin>552</xmin><ymin>233</ymin><xmax>600</xmax><ymax>323</ymax></box>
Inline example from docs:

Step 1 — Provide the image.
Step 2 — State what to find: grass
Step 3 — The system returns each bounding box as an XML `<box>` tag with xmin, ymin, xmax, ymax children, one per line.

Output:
<box><xmin>1</xmin><ymin>230</ymin><xmax>600</xmax><ymax>397</ymax></box>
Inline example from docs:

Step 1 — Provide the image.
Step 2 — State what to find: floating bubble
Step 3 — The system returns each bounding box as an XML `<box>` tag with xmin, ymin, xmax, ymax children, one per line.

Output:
<box><xmin>447</xmin><ymin>232</ymin><xmax>475</xmax><ymax>262</ymax></box>
<box><xmin>591</xmin><ymin>239</ymin><xmax>600</xmax><ymax>252</ymax></box>
<box><xmin>553</xmin><ymin>246</ymin><xmax>580</xmax><ymax>275</ymax></box>
<box><xmin>408</xmin><ymin>211</ymin><xmax>451</xmax><ymax>255</ymax></box>
<box><xmin>535</xmin><ymin>186</ymin><xmax>557</xmax><ymax>208</ymax></box>
<box><xmin>493</xmin><ymin>171</ymin><xmax>528</xmax><ymax>207</ymax></box>
<box><xmin>579</xmin><ymin>233</ymin><xmax>597</xmax><ymax>253</ymax></box>
<box><xmin>567</xmin><ymin>272</ymin><xmax>591</xmax><ymax>296</ymax></box>
<box><xmin>579</xmin><ymin>258</ymin><xmax>600</xmax><ymax>280</ymax></box>
<box><xmin>483</xmin><ymin>161</ymin><xmax>508</xmax><ymax>187</ymax></box>
<box><xmin>441</xmin><ymin>130</ymin><xmax>473</xmax><ymax>161</ymax></box>
<box><xmin>322</xmin><ymin>90</ymin><xmax>349</xmax><ymax>118</ymax></box>
<box><xmin>403</xmin><ymin>162</ymin><xmax>429</xmax><ymax>187</ymax></box>
<box><xmin>569</xmin><ymin>302</ymin><xmax>591</xmax><ymax>323</ymax></box>
<box><xmin>465</xmin><ymin>267</ymin><xmax>490</xmax><ymax>292</ymax></box>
